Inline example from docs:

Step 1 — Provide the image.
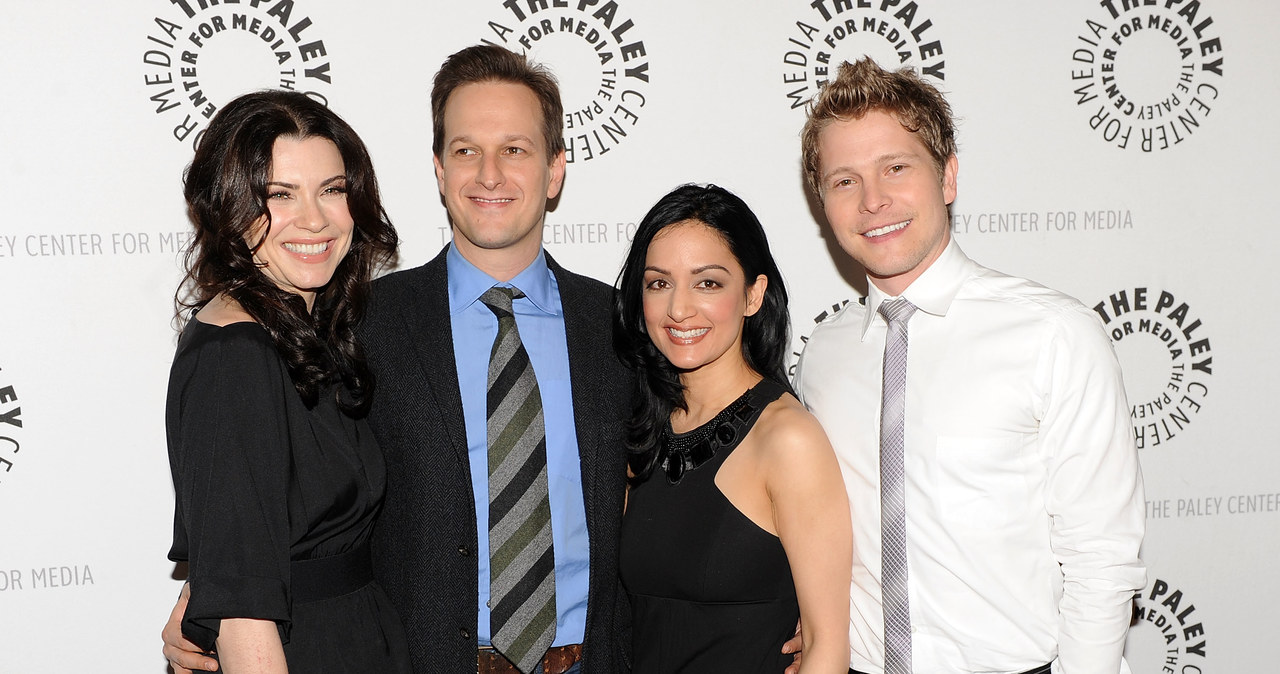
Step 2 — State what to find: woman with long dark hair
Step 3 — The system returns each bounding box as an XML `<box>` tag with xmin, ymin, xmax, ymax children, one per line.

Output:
<box><xmin>164</xmin><ymin>90</ymin><xmax>410</xmax><ymax>672</ymax></box>
<box><xmin>614</xmin><ymin>184</ymin><xmax>852</xmax><ymax>672</ymax></box>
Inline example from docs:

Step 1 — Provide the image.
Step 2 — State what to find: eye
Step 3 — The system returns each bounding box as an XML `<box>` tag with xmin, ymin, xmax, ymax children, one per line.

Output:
<box><xmin>888</xmin><ymin>164</ymin><xmax>906</xmax><ymax>174</ymax></box>
<box><xmin>268</xmin><ymin>190</ymin><xmax>291</xmax><ymax>200</ymax></box>
<box><xmin>644</xmin><ymin>278</ymin><xmax>670</xmax><ymax>291</ymax></box>
<box><xmin>695</xmin><ymin>279</ymin><xmax>722</xmax><ymax>290</ymax></box>
<box><xmin>323</xmin><ymin>184</ymin><xmax>348</xmax><ymax>196</ymax></box>
<box><xmin>833</xmin><ymin>177</ymin><xmax>855</xmax><ymax>189</ymax></box>
<box><xmin>503</xmin><ymin>146</ymin><xmax>528</xmax><ymax>156</ymax></box>
<box><xmin>454</xmin><ymin>147</ymin><xmax>477</xmax><ymax>157</ymax></box>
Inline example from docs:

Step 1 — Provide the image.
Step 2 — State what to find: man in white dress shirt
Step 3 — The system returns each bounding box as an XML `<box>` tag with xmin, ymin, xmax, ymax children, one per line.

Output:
<box><xmin>791</xmin><ymin>58</ymin><xmax>1146</xmax><ymax>674</ymax></box>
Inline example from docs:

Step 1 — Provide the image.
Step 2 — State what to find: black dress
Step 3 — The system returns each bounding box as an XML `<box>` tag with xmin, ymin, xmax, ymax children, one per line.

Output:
<box><xmin>620</xmin><ymin>378</ymin><xmax>798</xmax><ymax>673</ymax></box>
<box><xmin>166</xmin><ymin>320</ymin><xmax>411</xmax><ymax>672</ymax></box>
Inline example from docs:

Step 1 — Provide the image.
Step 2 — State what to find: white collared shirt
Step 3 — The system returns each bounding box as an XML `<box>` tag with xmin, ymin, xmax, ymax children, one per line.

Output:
<box><xmin>794</xmin><ymin>240</ymin><xmax>1145</xmax><ymax>674</ymax></box>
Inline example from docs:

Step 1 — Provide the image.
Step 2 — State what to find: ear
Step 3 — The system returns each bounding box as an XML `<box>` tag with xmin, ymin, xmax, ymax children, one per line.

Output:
<box><xmin>433</xmin><ymin>153</ymin><xmax>446</xmax><ymax>196</ymax></box>
<box><xmin>942</xmin><ymin>154</ymin><xmax>958</xmax><ymax>206</ymax></box>
<box><xmin>744</xmin><ymin>274</ymin><xmax>768</xmax><ymax>317</ymax></box>
<box><xmin>546</xmin><ymin>149</ymin><xmax>567</xmax><ymax>199</ymax></box>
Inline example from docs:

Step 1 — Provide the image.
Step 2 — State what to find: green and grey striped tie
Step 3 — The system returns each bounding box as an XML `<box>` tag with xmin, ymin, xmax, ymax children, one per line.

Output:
<box><xmin>481</xmin><ymin>286</ymin><xmax>556</xmax><ymax>674</ymax></box>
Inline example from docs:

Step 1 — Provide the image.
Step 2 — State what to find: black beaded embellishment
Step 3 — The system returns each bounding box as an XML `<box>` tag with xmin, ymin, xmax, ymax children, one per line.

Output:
<box><xmin>658</xmin><ymin>389</ymin><xmax>760</xmax><ymax>484</ymax></box>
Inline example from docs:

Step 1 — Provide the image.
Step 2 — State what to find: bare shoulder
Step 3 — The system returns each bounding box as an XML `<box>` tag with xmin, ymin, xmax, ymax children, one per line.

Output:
<box><xmin>752</xmin><ymin>391</ymin><xmax>836</xmax><ymax>464</ymax></box>
<box><xmin>194</xmin><ymin>294</ymin><xmax>255</xmax><ymax>327</ymax></box>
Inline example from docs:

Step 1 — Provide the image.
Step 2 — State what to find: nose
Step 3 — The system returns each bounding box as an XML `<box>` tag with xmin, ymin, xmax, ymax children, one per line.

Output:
<box><xmin>296</xmin><ymin>195</ymin><xmax>328</xmax><ymax>233</ymax></box>
<box><xmin>858</xmin><ymin>177</ymin><xmax>889</xmax><ymax>214</ymax></box>
<box><xmin>667</xmin><ymin>287</ymin><xmax>695</xmax><ymax>322</ymax></box>
<box><xmin>476</xmin><ymin>153</ymin><xmax>505</xmax><ymax>190</ymax></box>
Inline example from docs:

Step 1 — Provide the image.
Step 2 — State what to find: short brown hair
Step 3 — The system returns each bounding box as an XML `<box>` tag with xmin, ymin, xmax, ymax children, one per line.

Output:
<box><xmin>431</xmin><ymin>44</ymin><xmax>565</xmax><ymax>162</ymax></box>
<box><xmin>801</xmin><ymin>57</ymin><xmax>955</xmax><ymax>196</ymax></box>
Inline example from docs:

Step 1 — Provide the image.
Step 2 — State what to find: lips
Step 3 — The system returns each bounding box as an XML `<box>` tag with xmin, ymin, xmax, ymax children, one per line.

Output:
<box><xmin>282</xmin><ymin>241</ymin><xmax>330</xmax><ymax>255</ymax></box>
<box><xmin>667</xmin><ymin>326</ymin><xmax>709</xmax><ymax>341</ymax></box>
<box><xmin>864</xmin><ymin>219</ymin><xmax>910</xmax><ymax>238</ymax></box>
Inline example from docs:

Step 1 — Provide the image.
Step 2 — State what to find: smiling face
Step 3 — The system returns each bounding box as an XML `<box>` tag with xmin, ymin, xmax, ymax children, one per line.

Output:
<box><xmin>818</xmin><ymin>109</ymin><xmax>958</xmax><ymax>296</ymax></box>
<box><xmin>248</xmin><ymin>135</ymin><xmax>353</xmax><ymax>310</ymax></box>
<box><xmin>434</xmin><ymin>80</ymin><xmax>566</xmax><ymax>279</ymax></box>
<box><xmin>642</xmin><ymin>221</ymin><xmax>767</xmax><ymax>376</ymax></box>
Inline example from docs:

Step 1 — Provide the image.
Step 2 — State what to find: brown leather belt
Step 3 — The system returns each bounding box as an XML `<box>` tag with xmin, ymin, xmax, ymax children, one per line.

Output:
<box><xmin>477</xmin><ymin>644</ymin><xmax>582</xmax><ymax>674</ymax></box>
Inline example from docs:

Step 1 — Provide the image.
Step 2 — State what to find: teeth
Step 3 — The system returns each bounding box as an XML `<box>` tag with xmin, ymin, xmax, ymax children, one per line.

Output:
<box><xmin>865</xmin><ymin>220</ymin><xmax>910</xmax><ymax>237</ymax></box>
<box><xmin>669</xmin><ymin>327</ymin><xmax>709</xmax><ymax>339</ymax></box>
<box><xmin>474</xmin><ymin>197</ymin><xmax>513</xmax><ymax>203</ymax></box>
<box><xmin>283</xmin><ymin>241</ymin><xmax>328</xmax><ymax>255</ymax></box>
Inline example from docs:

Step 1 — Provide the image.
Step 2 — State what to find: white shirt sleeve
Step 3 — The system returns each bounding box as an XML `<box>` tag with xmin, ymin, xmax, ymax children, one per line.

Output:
<box><xmin>1038</xmin><ymin>305</ymin><xmax>1147</xmax><ymax>673</ymax></box>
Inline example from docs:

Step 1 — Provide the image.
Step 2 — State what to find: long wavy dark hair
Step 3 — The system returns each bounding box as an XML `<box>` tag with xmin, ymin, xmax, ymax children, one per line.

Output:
<box><xmin>612</xmin><ymin>184</ymin><xmax>791</xmax><ymax>483</ymax></box>
<box><xmin>177</xmin><ymin>90</ymin><xmax>397</xmax><ymax>415</ymax></box>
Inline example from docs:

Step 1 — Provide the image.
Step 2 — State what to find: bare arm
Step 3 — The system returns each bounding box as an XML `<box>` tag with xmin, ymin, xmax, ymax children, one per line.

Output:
<box><xmin>215</xmin><ymin>619</ymin><xmax>288</xmax><ymax>674</ymax></box>
<box><xmin>767</xmin><ymin>404</ymin><xmax>852</xmax><ymax>674</ymax></box>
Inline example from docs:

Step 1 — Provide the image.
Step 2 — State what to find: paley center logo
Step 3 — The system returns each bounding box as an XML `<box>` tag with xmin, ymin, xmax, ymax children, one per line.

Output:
<box><xmin>1124</xmin><ymin>577</ymin><xmax>1208</xmax><ymax>674</ymax></box>
<box><xmin>1070</xmin><ymin>0</ymin><xmax>1225</xmax><ymax>151</ymax></box>
<box><xmin>1092</xmin><ymin>287</ymin><xmax>1211</xmax><ymax>449</ymax></box>
<box><xmin>781</xmin><ymin>0</ymin><xmax>946</xmax><ymax>110</ymax></box>
<box><xmin>481</xmin><ymin>0</ymin><xmax>652</xmax><ymax>163</ymax></box>
<box><xmin>140</xmin><ymin>0</ymin><xmax>336</xmax><ymax>148</ymax></box>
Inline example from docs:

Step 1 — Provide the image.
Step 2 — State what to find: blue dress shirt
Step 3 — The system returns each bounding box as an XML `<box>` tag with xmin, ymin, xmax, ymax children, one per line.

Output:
<box><xmin>447</xmin><ymin>244</ymin><xmax>590</xmax><ymax>647</ymax></box>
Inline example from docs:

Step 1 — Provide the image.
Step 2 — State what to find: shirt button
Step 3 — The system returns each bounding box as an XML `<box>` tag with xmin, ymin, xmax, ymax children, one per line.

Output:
<box><xmin>460</xmin><ymin>627</ymin><xmax>471</xmax><ymax>639</ymax></box>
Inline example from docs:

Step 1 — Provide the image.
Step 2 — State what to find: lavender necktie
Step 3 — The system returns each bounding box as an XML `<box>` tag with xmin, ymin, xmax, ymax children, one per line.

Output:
<box><xmin>878</xmin><ymin>298</ymin><xmax>917</xmax><ymax>674</ymax></box>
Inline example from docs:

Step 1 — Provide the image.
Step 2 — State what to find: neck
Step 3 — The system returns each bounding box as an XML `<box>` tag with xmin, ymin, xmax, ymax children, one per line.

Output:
<box><xmin>672</xmin><ymin>359</ymin><xmax>762</xmax><ymax>433</ymax></box>
<box><xmin>454</xmin><ymin>240</ymin><xmax>542</xmax><ymax>282</ymax></box>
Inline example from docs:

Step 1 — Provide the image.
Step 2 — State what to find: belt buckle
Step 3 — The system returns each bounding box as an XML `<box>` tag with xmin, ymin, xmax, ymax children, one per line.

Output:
<box><xmin>477</xmin><ymin>644</ymin><xmax>581</xmax><ymax>674</ymax></box>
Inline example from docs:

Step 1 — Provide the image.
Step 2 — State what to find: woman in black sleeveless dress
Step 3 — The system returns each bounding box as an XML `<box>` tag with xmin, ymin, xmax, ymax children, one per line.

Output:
<box><xmin>613</xmin><ymin>184</ymin><xmax>852</xmax><ymax>673</ymax></box>
<box><xmin>164</xmin><ymin>91</ymin><xmax>411</xmax><ymax>673</ymax></box>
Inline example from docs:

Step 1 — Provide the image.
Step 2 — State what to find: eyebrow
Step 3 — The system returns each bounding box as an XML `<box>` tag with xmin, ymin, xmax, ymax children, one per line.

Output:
<box><xmin>821</xmin><ymin>151</ymin><xmax>920</xmax><ymax>183</ymax></box>
<box><xmin>448</xmin><ymin>133</ymin><xmax>537</xmax><ymax>146</ymax></box>
<box><xmin>266</xmin><ymin>175</ymin><xmax>346</xmax><ymax>190</ymax></box>
<box><xmin>644</xmin><ymin>264</ymin><xmax>731</xmax><ymax>275</ymax></box>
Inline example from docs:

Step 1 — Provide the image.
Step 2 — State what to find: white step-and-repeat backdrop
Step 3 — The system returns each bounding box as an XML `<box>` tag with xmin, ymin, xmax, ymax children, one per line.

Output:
<box><xmin>2</xmin><ymin>1</ymin><xmax>1276</xmax><ymax>671</ymax></box>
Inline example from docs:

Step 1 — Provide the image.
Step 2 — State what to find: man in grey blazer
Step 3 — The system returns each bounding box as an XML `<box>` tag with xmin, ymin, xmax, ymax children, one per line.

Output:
<box><xmin>362</xmin><ymin>44</ymin><xmax>631</xmax><ymax>674</ymax></box>
<box><xmin>164</xmin><ymin>44</ymin><xmax>630</xmax><ymax>674</ymax></box>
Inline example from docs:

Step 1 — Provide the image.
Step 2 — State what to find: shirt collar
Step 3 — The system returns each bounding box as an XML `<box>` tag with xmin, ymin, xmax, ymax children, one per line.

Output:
<box><xmin>859</xmin><ymin>237</ymin><xmax>977</xmax><ymax>338</ymax></box>
<box><xmin>447</xmin><ymin>243</ymin><xmax>558</xmax><ymax>316</ymax></box>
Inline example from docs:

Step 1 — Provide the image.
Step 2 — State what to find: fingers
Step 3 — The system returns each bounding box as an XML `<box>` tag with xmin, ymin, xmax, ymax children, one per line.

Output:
<box><xmin>780</xmin><ymin>620</ymin><xmax>803</xmax><ymax>674</ymax></box>
<box><xmin>164</xmin><ymin>650</ymin><xmax>219</xmax><ymax>672</ymax></box>
<box><xmin>783</xmin><ymin>647</ymin><xmax>803</xmax><ymax>674</ymax></box>
<box><xmin>162</xmin><ymin>634</ymin><xmax>219</xmax><ymax>673</ymax></box>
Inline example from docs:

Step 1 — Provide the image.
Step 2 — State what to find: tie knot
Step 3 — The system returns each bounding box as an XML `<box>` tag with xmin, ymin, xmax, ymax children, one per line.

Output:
<box><xmin>480</xmin><ymin>286</ymin><xmax>526</xmax><ymax>318</ymax></box>
<box><xmin>878</xmin><ymin>298</ymin><xmax>917</xmax><ymax>325</ymax></box>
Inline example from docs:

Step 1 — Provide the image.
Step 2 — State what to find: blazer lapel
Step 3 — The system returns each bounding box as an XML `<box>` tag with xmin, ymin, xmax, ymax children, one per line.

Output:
<box><xmin>401</xmin><ymin>247</ymin><xmax>470</xmax><ymax>470</ymax></box>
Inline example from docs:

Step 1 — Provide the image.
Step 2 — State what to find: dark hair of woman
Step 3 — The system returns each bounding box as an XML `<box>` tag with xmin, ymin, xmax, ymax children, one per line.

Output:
<box><xmin>177</xmin><ymin>90</ymin><xmax>397</xmax><ymax>415</ymax></box>
<box><xmin>612</xmin><ymin>184</ymin><xmax>791</xmax><ymax>483</ymax></box>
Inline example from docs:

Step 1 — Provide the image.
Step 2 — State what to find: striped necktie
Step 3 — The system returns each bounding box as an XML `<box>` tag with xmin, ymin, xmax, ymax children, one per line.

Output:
<box><xmin>480</xmin><ymin>286</ymin><xmax>556</xmax><ymax>674</ymax></box>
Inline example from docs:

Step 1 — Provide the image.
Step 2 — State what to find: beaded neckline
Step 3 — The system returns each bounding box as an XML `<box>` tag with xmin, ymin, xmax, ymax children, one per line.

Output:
<box><xmin>657</xmin><ymin>380</ymin><xmax>772</xmax><ymax>484</ymax></box>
